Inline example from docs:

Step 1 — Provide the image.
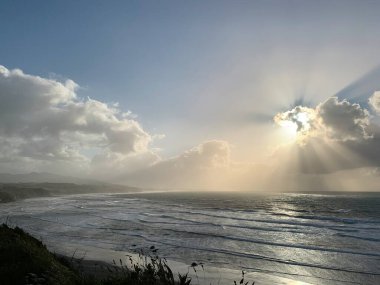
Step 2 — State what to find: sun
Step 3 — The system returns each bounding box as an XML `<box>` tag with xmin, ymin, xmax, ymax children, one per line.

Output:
<box><xmin>277</xmin><ymin>119</ymin><xmax>298</xmax><ymax>135</ymax></box>
<box><xmin>295</xmin><ymin>111</ymin><xmax>310</xmax><ymax>126</ymax></box>
<box><xmin>274</xmin><ymin>107</ymin><xmax>315</xmax><ymax>140</ymax></box>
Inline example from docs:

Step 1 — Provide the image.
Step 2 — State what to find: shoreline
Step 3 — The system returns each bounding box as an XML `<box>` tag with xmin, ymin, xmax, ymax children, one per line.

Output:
<box><xmin>48</xmin><ymin>239</ymin><xmax>314</xmax><ymax>285</ymax></box>
<box><xmin>1</xmin><ymin>223</ymin><xmax>312</xmax><ymax>285</ymax></box>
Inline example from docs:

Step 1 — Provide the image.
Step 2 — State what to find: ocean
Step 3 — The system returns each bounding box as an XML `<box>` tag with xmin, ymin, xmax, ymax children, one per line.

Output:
<box><xmin>1</xmin><ymin>191</ymin><xmax>379</xmax><ymax>285</ymax></box>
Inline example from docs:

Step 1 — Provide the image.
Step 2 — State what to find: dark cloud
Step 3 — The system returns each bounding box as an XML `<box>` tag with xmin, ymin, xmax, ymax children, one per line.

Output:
<box><xmin>317</xmin><ymin>97</ymin><xmax>371</xmax><ymax>141</ymax></box>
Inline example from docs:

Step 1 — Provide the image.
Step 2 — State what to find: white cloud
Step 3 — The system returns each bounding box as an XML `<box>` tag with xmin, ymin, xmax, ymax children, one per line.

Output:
<box><xmin>369</xmin><ymin>91</ymin><xmax>380</xmax><ymax>113</ymax></box>
<box><xmin>0</xmin><ymin>65</ymin><xmax>153</xmax><ymax>174</ymax></box>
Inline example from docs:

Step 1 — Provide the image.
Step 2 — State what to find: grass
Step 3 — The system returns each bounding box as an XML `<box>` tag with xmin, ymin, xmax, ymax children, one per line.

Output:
<box><xmin>0</xmin><ymin>224</ymin><xmax>80</xmax><ymax>285</ymax></box>
<box><xmin>102</xmin><ymin>252</ymin><xmax>192</xmax><ymax>285</ymax></box>
<box><xmin>0</xmin><ymin>224</ymin><xmax>255</xmax><ymax>285</ymax></box>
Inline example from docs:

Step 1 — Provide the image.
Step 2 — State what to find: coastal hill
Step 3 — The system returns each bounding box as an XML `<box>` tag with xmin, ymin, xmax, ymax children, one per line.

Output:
<box><xmin>0</xmin><ymin>172</ymin><xmax>140</xmax><ymax>203</ymax></box>
<box><xmin>0</xmin><ymin>172</ymin><xmax>103</xmax><ymax>184</ymax></box>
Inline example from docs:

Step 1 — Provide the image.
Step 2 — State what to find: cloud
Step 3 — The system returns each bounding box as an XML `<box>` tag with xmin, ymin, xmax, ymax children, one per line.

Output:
<box><xmin>369</xmin><ymin>91</ymin><xmax>380</xmax><ymax>113</ymax></box>
<box><xmin>0</xmin><ymin>65</ymin><xmax>241</xmax><ymax>187</ymax></box>
<box><xmin>90</xmin><ymin>150</ymin><xmax>160</xmax><ymax>181</ymax></box>
<box><xmin>0</xmin><ymin>65</ymin><xmax>153</xmax><ymax>174</ymax></box>
<box><xmin>0</xmin><ymin>65</ymin><xmax>249</xmax><ymax>188</ymax></box>
<box><xmin>174</xmin><ymin>140</ymin><xmax>231</xmax><ymax>169</ymax></box>
<box><xmin>2</xmin><ymin>64</ymin><xmax>379</xmax><ymax>191</ymax></box>
<box><xmin>121</xmin><ymin>140</ymin><xmax>233</xmax><ymax>188</ymax></box>
<box><xmin>273</xmin><ymin>96</ymin><xmax>380</xmax><ymax>174</ymax></box>
<box><xmin>273</xmin><ymin>105</ymin><xmax>317</xmax><ymax>141</ymax></box>
<box><xmin>274</xmin><ymin>96</ymin><xmax>371</xmax><ymax>142</ymax></box>
<box><xmin>317</xmin><ymin>97</ymin><xmax>371</xmax><ymax>141</ymax></box>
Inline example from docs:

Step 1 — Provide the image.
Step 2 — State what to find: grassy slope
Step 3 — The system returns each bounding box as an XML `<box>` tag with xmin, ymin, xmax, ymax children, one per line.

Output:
<box><xmin>0</xmin><ymin>224</ymin><xmax>82</xmax><ymax>285</ymax></box>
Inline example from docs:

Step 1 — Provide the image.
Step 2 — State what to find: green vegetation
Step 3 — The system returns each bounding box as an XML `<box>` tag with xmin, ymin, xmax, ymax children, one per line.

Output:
<box><xmin>102</xmin><ymin>254</ymin><xmax>192</xmax><ymax>285</ymax></box>
<box><xmin>0</xmin><ymin>224</ymin><xmax>80</xmax><ymax>285</ymax></box>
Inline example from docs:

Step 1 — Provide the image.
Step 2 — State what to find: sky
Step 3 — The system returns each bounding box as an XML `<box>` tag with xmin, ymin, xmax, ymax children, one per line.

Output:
<box><xmin>1</xmin><ymin>1</ymin><xmax>380</xmax><ymax>190</ymax></box>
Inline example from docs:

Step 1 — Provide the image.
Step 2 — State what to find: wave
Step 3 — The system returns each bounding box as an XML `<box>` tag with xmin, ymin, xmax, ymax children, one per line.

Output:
<box><xmin>176</xmin><ymin>207</ymin><xmax>380</xmax><ymax>226</ymax></box>
<box><xmin>137</xmin><ymin>215</ymin><xmax>308</xmax><ymax>234</ymax></box>
<box><xmin>20</xmin><ymin>218</ymin><xmax>380</xmax><ymax>277</ymax></box>
<box><xmin>152</xmin><ymin>238</ymin><xmax>380</xmax><ymax>276</ymax></box>
<box><xmin>336</xmin><ymin>233</ymin><xmax>380</xmax><ymax>242</ymax></box>
<box><xmin>163</xmin><ymin>228</ymin><xmax>380</xmax><ymax>258</ymax></box>
<box><xmin>268</xmin><ymin>211</ymin><xmax>363</xmax><ymax>224</ymax></box>
<box><xmin>31</xmin><ymin>226</ymin><xmax>364</xmax><ymax>283</ymax></box>
<box><xmin>139</xmin><ymin>211</ymin><xmax>372</xmax><ymax>233</ymax></box>
<box><xmin>22</xmin><ymin>213</ymin><xmax>380</xmax><ymax>259</ymax></box>
<box><xmin>242</xmin><ymin>266</ymin><xmax>362</xmax><ymax>284</ymax></box>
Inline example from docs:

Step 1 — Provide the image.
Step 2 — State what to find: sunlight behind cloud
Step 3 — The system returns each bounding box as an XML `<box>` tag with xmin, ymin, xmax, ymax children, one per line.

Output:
<box><xmin>274</xmin><ymin>106</ymin><xmax>316</xmax><ymax>143</ymax></box>
<box><xmin>278</xmin><ymin>119</ymin><xmax>298</xmax><ymax>136</ymax></box>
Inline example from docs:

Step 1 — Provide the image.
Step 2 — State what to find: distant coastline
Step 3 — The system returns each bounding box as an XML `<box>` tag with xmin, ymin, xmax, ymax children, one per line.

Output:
<box><xmin>0</xmin><ymin>182</ymin><xmax>140</xmax><ymax>203</ymax></box>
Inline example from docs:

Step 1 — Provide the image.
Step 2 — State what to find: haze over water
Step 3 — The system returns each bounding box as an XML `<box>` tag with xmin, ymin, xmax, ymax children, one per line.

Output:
<box><xmin>2</xmin><ymin>191</ymin><xmax>379</xmax><ymax>285</ymax></box>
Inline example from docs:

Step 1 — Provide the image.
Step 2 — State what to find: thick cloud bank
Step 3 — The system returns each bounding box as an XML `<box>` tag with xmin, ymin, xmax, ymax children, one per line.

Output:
<box><xmin>0</xmin><ymin>65</ymin><xmax>154</xmax><ymax>174</ymax></box>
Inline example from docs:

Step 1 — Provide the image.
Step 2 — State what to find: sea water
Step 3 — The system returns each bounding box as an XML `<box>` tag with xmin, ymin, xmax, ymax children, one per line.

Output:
<box><xmin>1</xmin><ymin>191</ymin><xmax>379</xmax><ymax>285</ymax></box>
